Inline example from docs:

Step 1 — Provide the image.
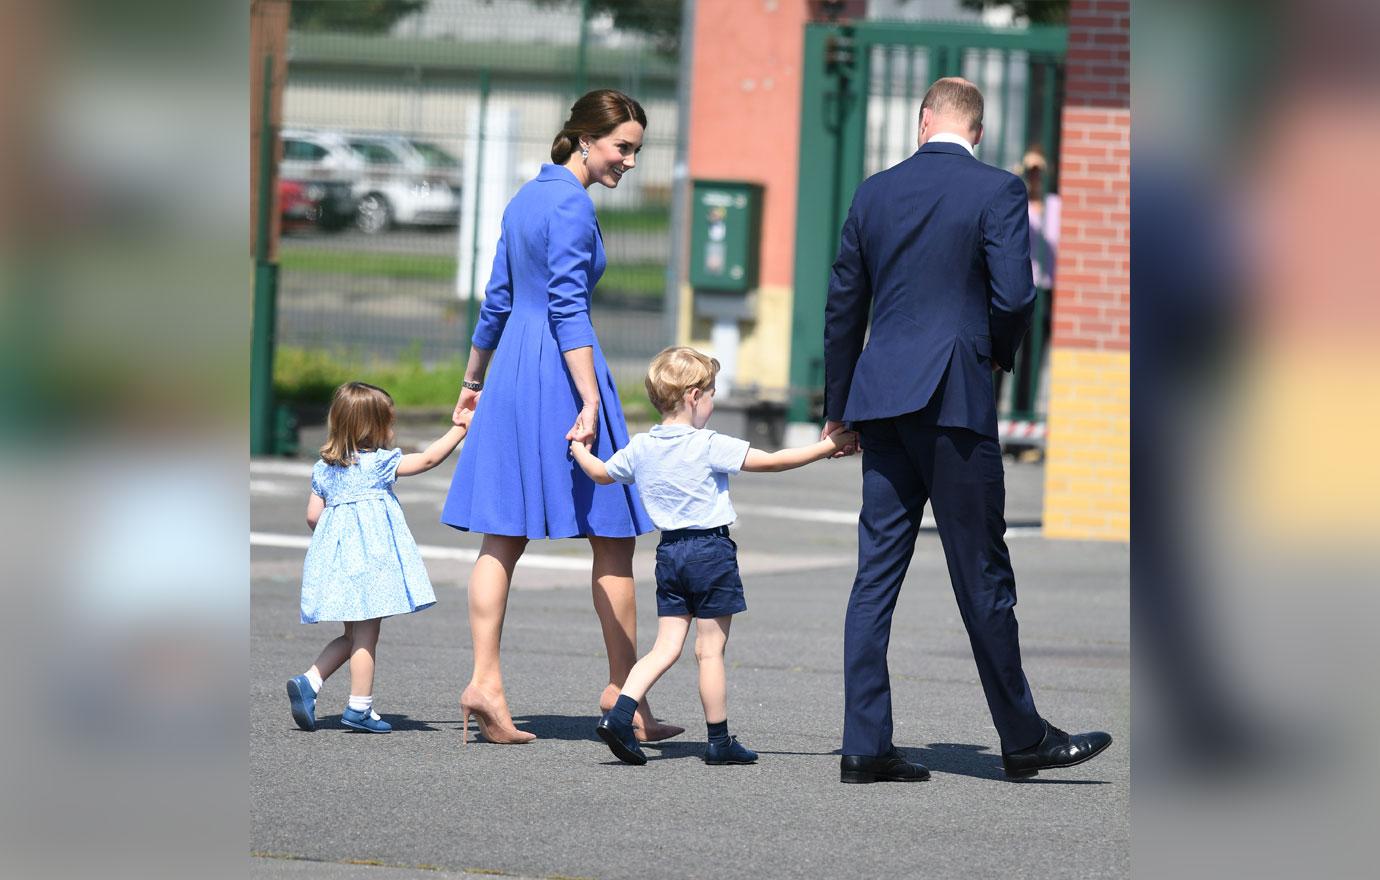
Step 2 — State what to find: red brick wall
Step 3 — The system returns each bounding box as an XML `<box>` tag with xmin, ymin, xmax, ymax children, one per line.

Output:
<box><xmin>1064</xmin><ymin>0</ymin><xmax>1130</xmax><ymax>106</ymax></box>
<box><xmin>1050</xmin><ymin>0</ymin><xmax>1130</xmax><ymax>352</ymax></box>
<box><xmin>1043</xmin><ymin>0</ymin><xmax>1131</xmax><ymax>541</ymax></box>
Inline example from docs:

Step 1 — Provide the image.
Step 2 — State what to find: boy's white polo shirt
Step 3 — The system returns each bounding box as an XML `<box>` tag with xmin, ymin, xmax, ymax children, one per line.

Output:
<box><xmin>604</xmin><ymin>424</ymin><xmax>751</xmax><ymax>532</ymax></box>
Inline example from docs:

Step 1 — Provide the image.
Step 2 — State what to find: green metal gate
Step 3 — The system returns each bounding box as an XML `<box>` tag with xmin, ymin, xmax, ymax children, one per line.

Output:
<box><xmin>788</xmin><ymin>21</ymin><xmax>1067</xmax><ymax>425</ymax></box>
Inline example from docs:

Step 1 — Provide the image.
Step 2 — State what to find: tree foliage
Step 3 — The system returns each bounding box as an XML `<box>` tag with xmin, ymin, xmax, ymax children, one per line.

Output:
<box><xmin>290</xmin><ymin>0</ymin><xmax>429</xmax><ymax>34</ymax></box>
<box><xmin>532</xmin><ymin>0</ymin><xmax>683</xmax><ymax>55</ymax></box>
<box><xmin>958</xmin><ymin>0</ymin><xmax>1070</xmax><ymax>24</ymax></box>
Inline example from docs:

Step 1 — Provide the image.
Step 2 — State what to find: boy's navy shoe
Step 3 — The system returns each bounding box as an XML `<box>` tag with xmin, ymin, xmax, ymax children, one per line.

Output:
<box><xmin>704</xmin><ymin>736</ymin><xmax>757</xmax><ymax>765</ymax></box>
<box><xmin>596</xmin><ymin>713</ymin><xmax>647</xmax><ymax>765</ymax></box>
<box><xmin>286</xmin><ymin>675</ymin><xmax>317</xmax><ymax>731</ymax></box>
<box><xmin>341</xmin><ymin>706</ymin><xmax>392</xmax><ymax>733</ymax></box>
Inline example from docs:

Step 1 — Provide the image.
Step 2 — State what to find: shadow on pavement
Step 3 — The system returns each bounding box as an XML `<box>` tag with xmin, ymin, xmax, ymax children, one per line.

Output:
<box><xmin>901</xmin><ymin>742</ymin><xmax>1110</xmax><ymax>784</ymax></box>
<box><xmin>508</xmin><ymin>713</ymin><xmax>601</xmax><ymax>741</ymax></box>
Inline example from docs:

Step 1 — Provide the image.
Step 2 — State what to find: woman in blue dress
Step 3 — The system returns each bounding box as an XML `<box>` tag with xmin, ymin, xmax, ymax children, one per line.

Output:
<box><xmin>441</xmin><ymin>90</ymin><xmax>682</xmax><ymax>744</ymax></box>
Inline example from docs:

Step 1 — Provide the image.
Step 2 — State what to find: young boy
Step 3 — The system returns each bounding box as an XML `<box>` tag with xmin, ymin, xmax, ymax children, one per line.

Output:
<box><xmin>570</xmin><ymin>346</ymin><xmax>856</xmax><ymax>766</ymax></box>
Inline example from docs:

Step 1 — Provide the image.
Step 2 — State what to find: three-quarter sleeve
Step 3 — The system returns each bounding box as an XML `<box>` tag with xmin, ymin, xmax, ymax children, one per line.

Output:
<box><xmin>545</xmin><ymin>191</ymin><xmax>599</xmax><ymax>352</ymax></box>
<box><xmin>471</xmin><ymin>220</ymin><xmax>514</xmax><ymax>351</ymax></box>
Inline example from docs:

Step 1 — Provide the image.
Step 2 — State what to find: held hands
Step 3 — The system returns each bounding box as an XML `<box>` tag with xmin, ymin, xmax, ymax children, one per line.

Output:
<box><xmin>453</xmin><ymin>404</ymin><xmax>474</xmax><ymax>429</ymax></box>
<box><xmin>457</xmin><ymin>385</ymin><xmax>482</xmax><ymax>413</ymax></box>
<box><xmin>822</xmin><ymin>420</ymin><xmax>861</xmax><ymax>458</ymax></box>
<box><xmin>566</xmin><ymin>400</ymin><xmax>599</xmax><ymax>445</ymax></box>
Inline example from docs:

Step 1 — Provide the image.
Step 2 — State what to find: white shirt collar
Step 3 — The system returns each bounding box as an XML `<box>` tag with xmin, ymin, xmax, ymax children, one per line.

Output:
<box><xmin>926</xmin><ymin>132</ymin><xmax>976</xmax><ymax>157</ymax></box>
<box><xmin>650</xmin><ymin>423</ymin><xmax>697</xmax><ymax>436</ymax></box>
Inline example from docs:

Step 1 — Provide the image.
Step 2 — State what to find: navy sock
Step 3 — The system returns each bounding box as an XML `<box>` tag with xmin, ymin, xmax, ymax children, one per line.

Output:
<box><xmin>610</xmin><ymin>694</ymin><xmax>639</xmax><ymax>728</ymax></box>
<box><xmin>707</xmin><ymin>719</ymin><xmax>729</xmax><ymax>745</ymax></box>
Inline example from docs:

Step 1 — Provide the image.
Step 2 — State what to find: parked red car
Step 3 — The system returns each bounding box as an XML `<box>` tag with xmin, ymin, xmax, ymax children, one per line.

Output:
<box><xmin>279</xmin><ymin>178</ymin><xmax>356</xmax><ymax>233</ymax></box>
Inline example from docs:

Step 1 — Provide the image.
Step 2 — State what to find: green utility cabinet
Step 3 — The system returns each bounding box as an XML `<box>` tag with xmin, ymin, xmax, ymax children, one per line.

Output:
<box><xmin>689</xmin><ymin>180</ymin><xmax>763</xmax><ymax>293</ymax></box>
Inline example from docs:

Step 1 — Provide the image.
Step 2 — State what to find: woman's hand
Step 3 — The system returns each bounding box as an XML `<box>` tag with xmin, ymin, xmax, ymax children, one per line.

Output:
<box><xmin>457</xmin><ymin>386</ymin><xmax>482</xmax><ymax>414</ymax></box>
<box><xmin>565</xmin><ymin>401</ymin><xmax>600</xmax><ymax>445</ymax></box>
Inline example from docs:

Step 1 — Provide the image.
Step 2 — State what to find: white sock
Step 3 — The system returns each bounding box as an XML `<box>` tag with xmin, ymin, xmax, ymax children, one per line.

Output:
<box><xmin>304</xmin><ymin>669</ymin><xmax>323</xmax><ymax>692</ymax></box>
<box><xmin>347</xmin><ymin>695</ymin><xmax>380</xmax><ymax>720</ymax></box>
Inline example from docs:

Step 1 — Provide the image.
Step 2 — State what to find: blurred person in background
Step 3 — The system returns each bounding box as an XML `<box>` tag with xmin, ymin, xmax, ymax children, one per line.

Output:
<box><xmin>998</xmin><ymin>146</ymin><xmax>1060</xmax><ymax>416</ymax></box>
<box><xmin>1021</xmin><ymin>146</ymin><xmax>1061</xmax><ymax>295</ymax></box>
<box><xmin>440</xmin><ymin>90</ymin><xmax>683</xmax><ymax>745</ymax></box>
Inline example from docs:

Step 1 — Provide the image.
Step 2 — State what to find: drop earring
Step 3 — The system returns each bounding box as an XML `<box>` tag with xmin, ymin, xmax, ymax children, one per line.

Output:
<box><xmin>580</xmin><ymin>143</ymin><xmax>589</xmax><ymax>160</ymax></box>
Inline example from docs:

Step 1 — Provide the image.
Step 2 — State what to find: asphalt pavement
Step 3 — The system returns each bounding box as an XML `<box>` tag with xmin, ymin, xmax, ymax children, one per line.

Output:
<box><xmin>251</xmin><ymin>445</ymin><xmax>1129</xmax><ymax>880</ymax></box>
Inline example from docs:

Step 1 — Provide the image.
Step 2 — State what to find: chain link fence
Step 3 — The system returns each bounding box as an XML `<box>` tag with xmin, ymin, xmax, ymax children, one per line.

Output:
<box><xmin>275</xmin><ymin>0</ymin><xmax>680</xmax><ymax>403</ymax></box>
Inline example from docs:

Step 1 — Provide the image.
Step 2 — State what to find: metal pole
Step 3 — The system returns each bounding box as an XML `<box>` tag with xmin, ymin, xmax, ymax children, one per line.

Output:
<box><xmin>575</xmin><ymin>0</ymin><xmax>591</xmax><ymax>97</ymax></box>
<box><xmin>250</xmin><ymin>53</ymin><xmax>280</xmax><ymax>456</ymax></box>
<box><xmin>465</xmin><ymin>68</ymin><xmax>491</xmax><ymax>343</ymax></box>
<box><xmin>663</xmin><ymin>0</ymin><xmax>696</xmax><ymax>349</ymax></box>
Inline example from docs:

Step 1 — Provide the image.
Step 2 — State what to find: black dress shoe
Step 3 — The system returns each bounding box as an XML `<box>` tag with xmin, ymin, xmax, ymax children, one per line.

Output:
<box><xmin>840</xmin><ymin>746</ymin><xmax>930</xmax><ymax>784</ymax></box>
<box><xmin>1001</xmin><ymin>721</ymin><xmax>1112</xmax><ymax>779</ymax></box>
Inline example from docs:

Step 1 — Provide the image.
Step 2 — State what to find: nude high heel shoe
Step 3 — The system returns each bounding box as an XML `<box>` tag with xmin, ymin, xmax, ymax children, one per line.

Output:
<box><xmin>460</xmin><ymin>686</ymin><xmax>536</xmax><ymax>744</ymax></box>
<box><xmin>599</xmin><ymin>684</ymin><xmax>684</xmax><ymax>743</ymax></box>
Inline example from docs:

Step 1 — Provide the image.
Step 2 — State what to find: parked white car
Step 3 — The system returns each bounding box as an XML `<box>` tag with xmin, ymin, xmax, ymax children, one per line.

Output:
<box><xmin>344</xmin><ymin>133</ymin><xmax>461</xmax><ymax>234</ymax></box>
<box><xmin>281</xmin><ymin>129</ymin><xmax>365</xmax><ymax>180</ymax></box>
<box><xmin>279</xmin><ymin>130</ymin><xmax>363</xmax><ymax>230</ymax></box>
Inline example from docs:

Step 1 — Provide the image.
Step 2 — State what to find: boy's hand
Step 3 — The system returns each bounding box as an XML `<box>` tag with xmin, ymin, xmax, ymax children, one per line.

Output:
<box><xmin>453</xmin><ymin>404</ymin><xmax>473</xmax><ymax>428</ymax></box>
<box><xmin>826</xmin><ymin>429</ymin><xmax>858</xmax><ymax>452</ymax></box>
<box><xmin>822</xmin><ymin>421</ymin><xmax>860</xmax><ymax>457</ymax></box>
<box><xmin>569</xmin><ymin>439</ymin><xmax>589</xmax><ymax>458</ymax></box>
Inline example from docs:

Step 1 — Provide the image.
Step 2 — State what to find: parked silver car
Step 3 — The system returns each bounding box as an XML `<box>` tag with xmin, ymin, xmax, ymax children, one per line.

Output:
<box><xmin>344</xmin><ymin>134</ymin><xmax>461</xmax><ymax>234</ymax></box>
<box><xmin>279</xmin><ymin>130</ymin><xmax>363</xmax><ymax>229</ymax></box>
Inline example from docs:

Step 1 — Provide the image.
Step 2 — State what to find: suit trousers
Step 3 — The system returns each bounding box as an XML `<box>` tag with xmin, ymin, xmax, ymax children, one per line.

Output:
<box><xmin>842</xmin><ymin>414</ymin><xmax>1045</xmax><ymax>756</ymax></box>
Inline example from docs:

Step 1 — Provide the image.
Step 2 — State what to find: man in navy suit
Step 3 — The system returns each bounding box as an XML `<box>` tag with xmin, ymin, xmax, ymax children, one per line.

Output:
<box><xmin>825</xmin><ymin>78</ymin><xmax>1112</xmax><ymax>783</ymax></box>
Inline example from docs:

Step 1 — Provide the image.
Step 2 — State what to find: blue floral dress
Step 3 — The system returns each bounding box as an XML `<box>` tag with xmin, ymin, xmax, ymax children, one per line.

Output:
<box><xmin>300</xmin><ymin>449</ymin><xmax>436</xmax><ymax>623</ymax></box>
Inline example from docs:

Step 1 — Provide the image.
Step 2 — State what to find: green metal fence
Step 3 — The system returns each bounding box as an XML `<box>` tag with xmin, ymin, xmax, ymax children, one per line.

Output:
<box><xmin>272</xmin><ymin>0</ymin><xmax>682</xmax><ymax>412</ymax></box>
<box><xmin>789</xmin><ymin>20</ymin><xmax>1067</xmax><ymax>427</ymax></box>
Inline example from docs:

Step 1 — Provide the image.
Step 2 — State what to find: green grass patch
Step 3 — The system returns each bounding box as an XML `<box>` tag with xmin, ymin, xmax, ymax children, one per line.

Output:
<box><xmin>275</xmin><ymin>345</ymin><xmax>466</xmax><ymax>407</ymax></box>
<box><xmin>279</xmin><ymin>246</ymin><xmax>665</xmax><ymax>298</ymax></box>
<box><xmin>597</xmin><ymin>204</ymin><xmax>670</xmax><ymax>233</ymax></box>
<box><xmin>279</xmin><ymin>249</ymin><xmax>457</xmax><ymax>280</ymax></box>
<box><xmin>597</xmin><ymin>263</ymin><xmax>666</xmax><ymax>298</ymax></box>
<box><xmin>276</xmin><ymin>345</ymin><xmax>659</xmax><ymax>423</ymax></box>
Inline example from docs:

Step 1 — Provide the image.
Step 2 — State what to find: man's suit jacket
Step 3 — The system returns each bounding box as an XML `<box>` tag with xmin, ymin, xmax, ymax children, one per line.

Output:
<box><xmin>823</xmin><ymin>141</ymin><xmax>1037</xmax><ymax>439</ymax></box>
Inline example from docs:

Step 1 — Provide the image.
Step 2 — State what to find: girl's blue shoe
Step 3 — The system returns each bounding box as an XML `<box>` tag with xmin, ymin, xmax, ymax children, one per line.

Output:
<box><xmin>704</xmin><ymin>736</ymin><xmax>757</xmax><ymax>765</ymax></box>
<box><xmin>286</xmin><ymin>675</ymin><xmax>317</xmax><ymax>731</ymax></box>
<box><xmin>341</xmin><ymin>706</ymin><xmax>392</xmax><ymax>733</ymax></box>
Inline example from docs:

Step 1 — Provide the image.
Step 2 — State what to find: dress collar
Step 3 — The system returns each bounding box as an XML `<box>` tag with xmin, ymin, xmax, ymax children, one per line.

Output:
<box><xmin>538</xmin><ymin>162</ymin><xmax>585</xmax><ymax>187</ymax></box>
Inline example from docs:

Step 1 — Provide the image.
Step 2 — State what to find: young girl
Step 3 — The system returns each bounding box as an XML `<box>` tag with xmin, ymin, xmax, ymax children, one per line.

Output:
<box><xmin>286</xmin><ymin>381</ymin><xmax>471</xmax><ymax>733</ymax></box>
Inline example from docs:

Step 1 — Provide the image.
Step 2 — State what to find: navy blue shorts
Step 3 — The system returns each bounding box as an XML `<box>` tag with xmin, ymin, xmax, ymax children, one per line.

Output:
<box><xmin>654</xmin><ymin>527</ymin><xmax>746</xmax><ymax>619</ymax></box>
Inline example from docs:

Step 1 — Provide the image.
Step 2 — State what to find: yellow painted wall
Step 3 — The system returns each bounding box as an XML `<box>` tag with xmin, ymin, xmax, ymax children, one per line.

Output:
<box><xmin>1042</xmin><ymin>348</ymin><xmax>1130</xmax><ymax>540</ymax></box>
<box><xmin>678</xmin><ymin>283</ymin><xmax>794</xmax><ymax>399</ymax></box>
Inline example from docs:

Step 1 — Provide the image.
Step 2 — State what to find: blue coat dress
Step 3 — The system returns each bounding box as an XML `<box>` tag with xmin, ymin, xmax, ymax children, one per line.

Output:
<box><xmin>441</xmin><ymin>164</ymin><xmax>653</xmax><ymax>539</ymax></box>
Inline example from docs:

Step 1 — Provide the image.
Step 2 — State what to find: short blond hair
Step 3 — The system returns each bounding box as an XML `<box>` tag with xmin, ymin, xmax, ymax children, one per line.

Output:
<box><xmin>320</xmin><ymin>381</ymin><xmax>395</xmax><ymax>466</ymax></box>
<box><xmin>920</xmin><ymin>76</ymin><xmax>984</xmax><ymax>133</ymax></box>
<box><xmin>644</xmin><ymin>346</ymin><xmax>720</xmax><ymax>415</ymax></box>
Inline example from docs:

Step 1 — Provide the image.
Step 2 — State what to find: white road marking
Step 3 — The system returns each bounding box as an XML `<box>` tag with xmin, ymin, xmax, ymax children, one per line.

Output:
<box><xmin>249</xmin><ymin>532</ymin><xmax>592</xmax><ymax>571</ymax></box>
<box><xmin>252</xmin><ymin>465</ymin><xmax>1043</xmax><ymax>537</ymax></box>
